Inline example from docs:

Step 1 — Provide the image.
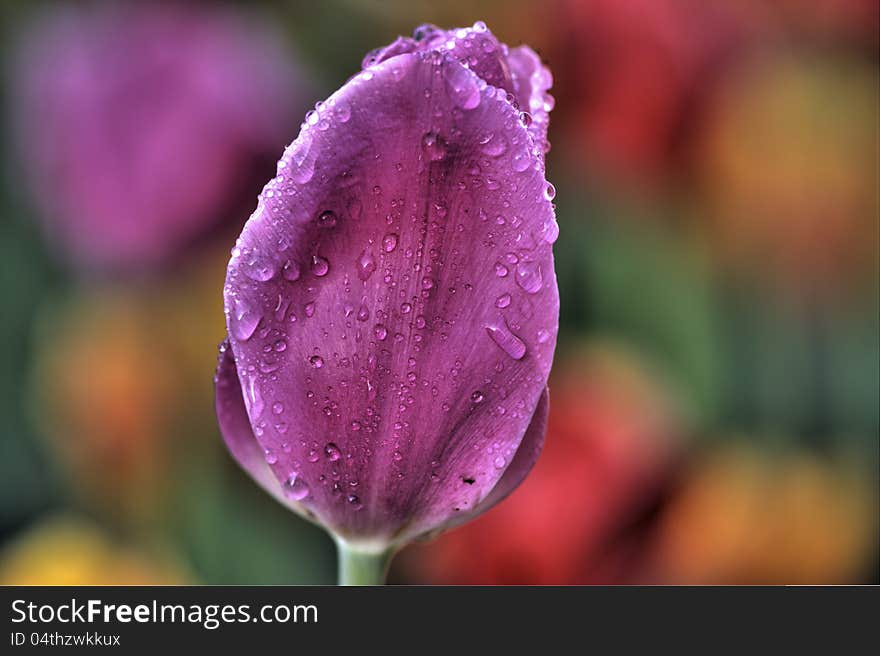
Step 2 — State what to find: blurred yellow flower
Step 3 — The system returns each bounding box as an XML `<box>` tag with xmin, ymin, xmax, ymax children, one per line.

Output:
<box><xmin>0</xmin><ymin>517</ymin><xmax>185</xmax><ymax>585</ymax></box>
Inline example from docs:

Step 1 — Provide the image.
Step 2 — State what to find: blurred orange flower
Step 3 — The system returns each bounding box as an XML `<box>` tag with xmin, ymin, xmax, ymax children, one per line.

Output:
<box><xmin>651</xmin><ymin>443</ymin><xmax>879</xmax><ymax>584</ymax></box>
<box><xmin>30</xmin><ymin>250</ymin><xmax>227</xmax><ymax>524</ymax></box>
<box><xmin>696</xmin><ymin>53</ymin><xmax>878</xmax><ymax>298</ymax></box>
<box><xmin>399</xmin><ymin>342</ymin><xmax>685</xmax><ymax>584</ymax></box>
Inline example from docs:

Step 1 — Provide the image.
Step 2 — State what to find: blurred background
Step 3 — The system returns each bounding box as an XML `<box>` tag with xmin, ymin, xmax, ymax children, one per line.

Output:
<box><xmin>0</xmin><ymin>0</ymin><xmax>876</xmax><ymax>585</ymax></box>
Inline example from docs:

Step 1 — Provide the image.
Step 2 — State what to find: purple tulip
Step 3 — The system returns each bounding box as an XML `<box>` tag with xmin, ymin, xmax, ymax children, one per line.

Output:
<box><xmin>215</xmin><ymin>22</ymin><xmax>558</xmax><ymax>584</ymax></box>
<box><xmin>11</xmin><ymin>3</ymin><xmax>305</xmax><ymax>273</ymax></box>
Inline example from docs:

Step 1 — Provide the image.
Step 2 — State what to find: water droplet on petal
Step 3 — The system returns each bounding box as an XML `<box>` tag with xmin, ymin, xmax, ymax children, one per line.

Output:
<box><xmin>495</xmin><ymin>293</ymin><xmax>511</xmax><ymax>308</ymax></box>
<box><xmin>471</xmin><ymin>391</ymin><xmax>484</xmax><ymax>403</ymax></box>
<box><xmin>309</xmin><ymin>355</ymin><xmax>324</xmax><ymax>368</ymax></box>
<box><xmin>514</xmin><ymin>260</ymin><xmax>543</xmax><ymax>294</ymax></box>
<box><xmin>324</xmin><ymin>442</ymin><xmax>341</xmax><ymax>461</ymax></box>
<box><xmin>494</xmin><ymin>455</ymin><xmax>506</xmax><ymax>469</ymax></box>
<box><xmin>357</xmin><ymin>250</ymin><xmax>376</xmax><ymax>280</ymax></box>
<box><xmin>317</xmin><ymin>210</ymin><xmax>337</xmax><ymax>228</ymax></box>
<box><xmin>537</xmin><ymin>329</ymin><xmax>551</xmax><ymax>344</ymax></box>
<box><xmin>485</xmin><ymin>323</ymin><xmax>527</xmax><ymax>360</ymax></box>
<box><xmin>480</xmin><ymin>132</ymin><xmax>507</xmax><ymax>157</ymax></box>
<box><xmin>231</xmin><ymin>299</ymin><xmax>261</xmax><ymax>341</ymax></box>
<box><xmin>382</xmin><ymin>233</ymin><xmax>399</xmax><ymax>252</ymax></box>
<box><xmin>311</xmin><ymin>255</ymin><xmax>329</xmax><ymax>277</ymax></box>
<box><xmin>373</xmin><ymin>324</ymin><xmax>388</xmax><ymax>340</ymax></box>
<box><xmin>284</xmin><ymin>474</ymin><xmax>310</xmax><ymax>500</ymax></box>
<box><xmin>494</xmin><ymin>263</ymin><xmax>509</xmax><ymax>277</ymax></box>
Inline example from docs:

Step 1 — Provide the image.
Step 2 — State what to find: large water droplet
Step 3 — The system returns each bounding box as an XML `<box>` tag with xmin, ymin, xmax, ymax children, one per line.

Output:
<box><xmin>382</xmin><ymin>233</ymin><xmax>399</xmax><ymax>253</ymax></box>
<box><xmin>309</xmin><ymin>355</ymin><xmax>324</xmax><ymax>368</ymax></box>
<box><xmin>479</xmin><ymin>133</ymin><xmax>507</xmax><ymax>157</ymax></box>
<box><xmin>324</xmin><ymin>442</ymin><xmax>341</xmax><ymax>461</ymax></box>
<box><xmin>357</xmin><ymin>250</ymin><xmax>376</xmax><ymax>281</ymax></box>
<box><xmin>246</xmin><ymin>376</ymin><xmax>265</xmax><ymax>417</ymax></box>
<box><xmin>284</xmin><ymin>474</ymin><xmax>310</xmax><ymax>500</ymax></box>
<box><xmin>374</xmin><ymin>324</ymin><xmax>388</xmax><ymax>340</ymax></box>
<box><xmin>311</xmin><ymin>255</ymin><xmax>329</xmax><ymax>277</ymax></box>
<box><xmin>514</xmin><ymin>260</ymin><xmax>543</xmax><ymax>294</ymax></box>
<box><xmin>243</xmin><ymin>257</ymin><xmax>276</xmax><ymax>282</ymax></box>
<box><xmin>230</xmin><ymin>299</ymin><xmax>261</xmax><ymax>341</ymax></box>
<box><xmin>485</xmin><ymin>323</ymin><xmax>527</xmax><ymax>360</ymax></box>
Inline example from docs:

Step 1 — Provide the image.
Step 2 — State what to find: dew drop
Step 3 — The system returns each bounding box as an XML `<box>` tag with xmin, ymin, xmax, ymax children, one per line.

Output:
<box><xmin>494</xmin><ymin>455</ymin><xmax>507</xmax><ymax>469</ymax></box>
<box><xmin>480</xmin><ymin>132</ymin><xmax>507</xmax><ymax>157</ymax></box>
<box><xmin>317</xmin><ymin>210</ymin><xmax>337</xmax><ymax>228</ymax></box>
<box><xmin>373</xmin><ymin>324</ymin><xmax>388</xmax><ymax>340</ymax></box>
<box><xmin>495</xmin><ymin>293</ymin><xmax>511</xmax><ymax>309</ymax></box>
<box><xmin>544</xmin><ymin>183</ymin><xmax>556</xmax><ymax>201</ymax></box>
<box><xmin>485</xmin><ymin>323</ymin><xmax>527</xmax><ymax>360</ymax></box>
<box><xmin>471</xmin><ymin>391</ymin><xmax>484</xmax><ymax>403</ymax></box>
<box><xmin>324</xmin><ymin>442</ymin><xmax>341</xmax><ymax>461</ymax></box>
<box><xmin>382</xmin><ymin>233</ymin><xmax>399</xmax><ymax>253</ymax></box>
<box><xmin>230</xmin><ymin>299</ymin><xmax>261</xmax><ymax>341</ymax></box>
<box><xmin>304</xmin><ymin>301</ymin><xmax>316</xmax><ymax>317</ymax></box>
<box><xmin>494</xmin><ymin>262</ymin><xmax>509</xmax><ymax>277</ymax></box>
<box><xmin>514</xmin><ymin>260</ymin><xmax>543</xmax><ymax>294</ymax></box>
<box><xmin>309</xmin><ymin>355</ymin><xmax>324</xmax><ymax>368</ymax></box>
<box><xmin>537</xmin><ymin>329</ymin><xmax>551</xmax><ymax>344</ymax></box>
<box><xmin>357</xmin><ymin>250</ymin><xmax>376</xmax><ymax>281</ymax></box>
<box><xmin>284</xmin><ymin>475</ymin><xmax>310</xmax><ymax>500</ymax></box>
<box><xmin>311</xmin><ymin>255</ymin><xmax>329</xmax><ymax>277</ymax></box>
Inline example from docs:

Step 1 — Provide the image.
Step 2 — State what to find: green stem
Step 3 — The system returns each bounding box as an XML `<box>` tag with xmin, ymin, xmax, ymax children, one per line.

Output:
<box><xmin>336</xmin><ymin>540</ymin><xmax>394</xmax><ymax>586</ymax></box>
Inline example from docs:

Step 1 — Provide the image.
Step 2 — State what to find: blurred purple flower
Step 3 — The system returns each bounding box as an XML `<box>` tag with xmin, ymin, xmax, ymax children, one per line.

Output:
<box><xmin>216</xmin><ymin>23</ymin><xmax>558</xmax><ymax>557</ymax></box>
<box><xmin>11</xmin><ymin>2</ymin><xmax>306</xmax><ymax>273</ymax></box>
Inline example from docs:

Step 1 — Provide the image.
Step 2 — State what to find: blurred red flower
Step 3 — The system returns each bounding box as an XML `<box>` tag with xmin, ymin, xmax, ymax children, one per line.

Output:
<box><xmin>548</xmin><ymin>0</ymin><xmax>747</xmax><ymax>188</ymax></box>
<box><xmin>399</xmin><ymin>343</ymin><xmax>684</xmax><ymax>584</ymax></box>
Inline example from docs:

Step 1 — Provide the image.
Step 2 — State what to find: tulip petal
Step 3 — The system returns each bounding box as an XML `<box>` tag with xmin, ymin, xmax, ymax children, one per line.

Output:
<box><xmin>215</xmin><ymin>339</ymin><xmax>305</xmax><ymax>514</ymax></box>
<box><xmin>222</xmin><ymin>34</ymin><xmax>557</xmax><ymax>544</ymax></box>
<box><xmin>427</xmin><ymin>386</ymin><xmax>549</xmax><ymax>537</ymax></box>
